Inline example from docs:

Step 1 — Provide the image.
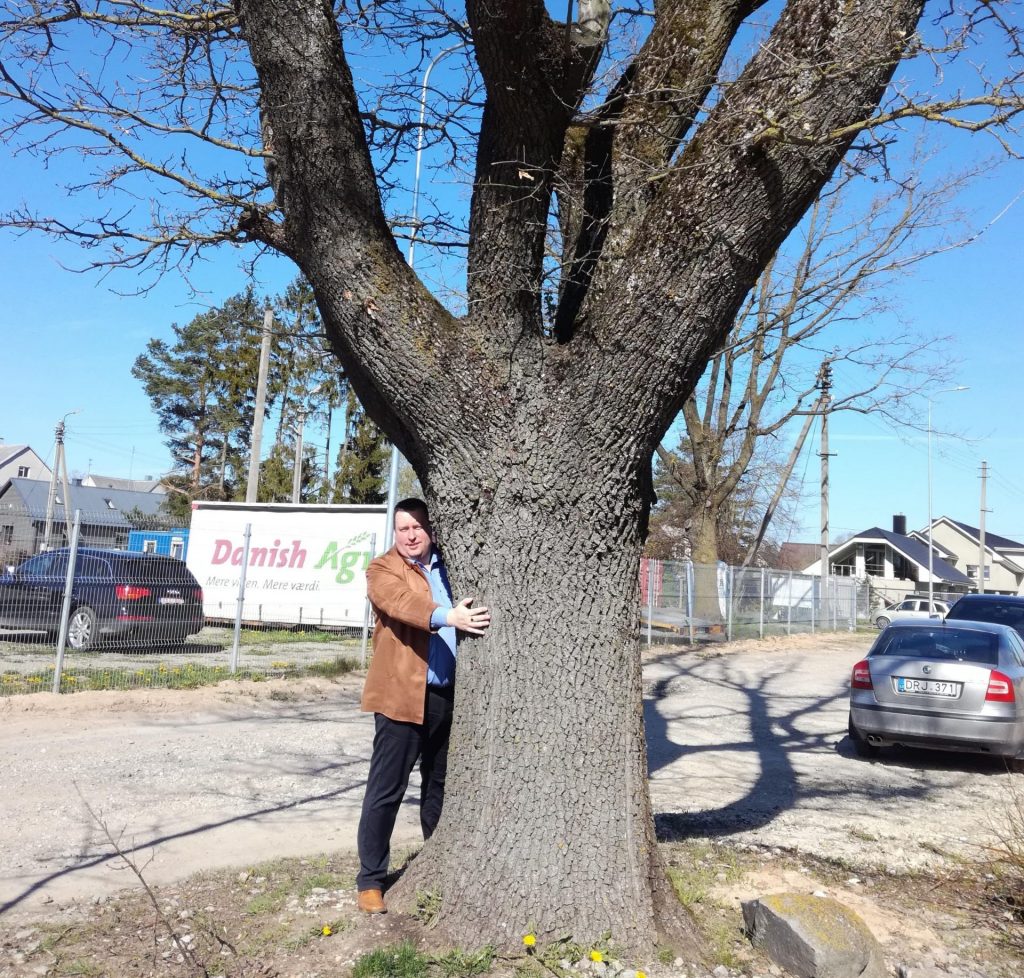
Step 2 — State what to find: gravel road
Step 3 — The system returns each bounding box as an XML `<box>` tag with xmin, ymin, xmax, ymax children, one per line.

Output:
<box><xmin>1</xmin><ymin>632</ymin><xmax>1019</xmax><ymax>919</ymax></box>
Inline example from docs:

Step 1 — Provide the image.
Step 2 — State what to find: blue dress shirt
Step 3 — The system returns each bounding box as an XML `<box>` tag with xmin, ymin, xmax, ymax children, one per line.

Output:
<box><xmin>411</xmin><ymin>550</ymin><xmax>456</xmax><ymax>687</ymax></box>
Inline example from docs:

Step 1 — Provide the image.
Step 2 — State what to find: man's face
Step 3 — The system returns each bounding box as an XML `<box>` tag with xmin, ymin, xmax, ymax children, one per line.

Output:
<box><xmin>394</xmin><ymin>507</ymin><xmax>433</xmax><ymax>562</ymax></box>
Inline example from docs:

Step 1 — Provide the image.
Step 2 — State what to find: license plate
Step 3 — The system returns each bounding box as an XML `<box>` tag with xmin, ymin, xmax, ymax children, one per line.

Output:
<box><xmin>895</xmin><ymin>677</ymin><xmax>961</xmax><ymax>697</ymax></box>
<box><xmin>159</xmin><ymin>596</ymin><xmax>185</xmax><ymax>605</ymax></box>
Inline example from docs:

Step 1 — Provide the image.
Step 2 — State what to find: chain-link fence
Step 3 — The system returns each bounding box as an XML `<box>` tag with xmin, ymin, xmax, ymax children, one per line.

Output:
<box><xmin>2</xmin><ymin>507</ymin><xmax>880</xmax><ymax>695</ymax></box>
<box><xmin>639</xmin><ymin>558</ymin><xmax>871</xmax><ymax>645</ymax></box>
<box><xmin>0</xmin><ymin>509</ymin><xmax>371</xmax><ymax>696</ymax></box>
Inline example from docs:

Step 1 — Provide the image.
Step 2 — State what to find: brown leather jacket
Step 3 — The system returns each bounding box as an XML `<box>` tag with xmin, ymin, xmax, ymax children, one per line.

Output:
<box><xmin>361</xmin><ymin>547</ymin><xmax>442</xmax><ymax>723</ymax></box>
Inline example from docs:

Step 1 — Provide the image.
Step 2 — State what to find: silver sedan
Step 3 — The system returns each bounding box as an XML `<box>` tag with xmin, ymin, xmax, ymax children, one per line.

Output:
<box><xmin>848</xmin><ymin>619</ymin><xmax>1024</xmax><ymax>769</ymax></box>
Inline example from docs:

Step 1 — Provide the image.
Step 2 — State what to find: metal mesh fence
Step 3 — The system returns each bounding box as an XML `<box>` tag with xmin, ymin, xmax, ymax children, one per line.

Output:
<box><xmin>639</xmin><ymin>558</ymin><xmax>871</xmax><ymax>645</ymax></box>
<box><xmin>0</xmin><ymin>509</ymin><xmax>370</xmax><ymax>696</ymax></box>
<box><xmin>2</xmin><ymin>509</ymin><xmax>877</xmax><ymax>695</ymax></box>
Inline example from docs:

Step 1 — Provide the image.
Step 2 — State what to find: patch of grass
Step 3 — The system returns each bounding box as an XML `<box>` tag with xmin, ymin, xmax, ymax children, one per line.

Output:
<box><xmin>305</xmin><ymin>655</ymin><xmax>358</xmax><ymax>678</ymax></box>
<box><xmin>433</xmin><ymin>946</ymin><xmax>495</xmax><ymax>977</ymax></box>
<box><xmin>666</xmin><ymin>842</ymin><xmax>744</xmax><ymax>909</ymax></box>
<box><xmin>55</xmin><ymin>958</ymin><xmax>102</xmax><ymax>977</ymax></box>
<box><xmin>244</xmin><ymin>883</ymin><xmax>292</xmax><ymax>916</ymax></box>
<box><xmin>848</xmin><ymin>826</ymin><xmax>879</xmax><ymax>843</ymax></box>
<box><xmin>297</xmin><ymin>871</ymin><xmax>347</xmax><ymax>897</ymax></box>
<box><xmin>3</xmin><ymin>653</ymin><xmax>359</xmax><ymax>696</ymax></box>
<box><xmin>352</xmin><ymin>941</ymin><xmax>431</xmax><ymax>978</ymax></box>
<box><xmin>239</xmin><ymin>628</ymin><xmax>357</xmax><ymax>646</ymax></box>
<box><xmin>415</xmin><ymin>888</ymin><xmax>442</xmax><ymax>926</ymax></box>
<box><xmin>979</xmin><ymin>781</ymin><xmax>1024</xmax><ymax>953</ymax></box>
<box><xmin>705</xmin><ymin>917</ymin><xmax>744</xmax><ymax>970</ymax></box>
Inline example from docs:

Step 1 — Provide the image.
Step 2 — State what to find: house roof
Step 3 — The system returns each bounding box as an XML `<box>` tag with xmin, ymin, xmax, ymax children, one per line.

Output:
<box><xmin>777</xmin><ymin>542</ymin><xmax>820</xmax><ymax>571</ymax></box>
<box><xmin>944</xmin><ymin>518</ymin><xmax>1024</xmax><ymax>552</ymax></box>
<box><xmin>0</xmin><ymin>478</ymin><xmax>167</xmax><ymax>527</ymax></box>
<box><xmin>0</xmin><ymin>445</ymin><xmax>31</xmax><ymax>465</ymax></box>
<box><xmin>907</xmin><ymin>530</ymin><xmax>957</xmax><ymax>560</ymax></box>
<box><xmin>83</xmin><ymin>474</ymin><xmax>167</xmax><ymax>494</ymax></box>
<box><xmin>827</xmin><ymin>526</ymin><xmax>972</xmax><ymax>585</ymax></box>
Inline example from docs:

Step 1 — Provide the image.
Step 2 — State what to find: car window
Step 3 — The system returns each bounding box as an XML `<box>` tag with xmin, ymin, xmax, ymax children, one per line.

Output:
<box><xmin>18</xmin><ymin>554</ymin><xmax>55</xmax><ymax>576</ymax></box>
<box><xmin>77</xmin><ymin>556</ymin><xmax>109</xmax><ymax>579</ymax></box>
<box><xmin>897</xmin><ymin>600</ymin><xmax>915</xmax><ymax>611</ymax></box>
<box><xmin>947</xmin><ymin>599</ymin><xmax>1024</xmax><ymax>634</ymax></box>
<box><xmin>1007</xmin><ymin>632</ymin><xmax>1024</xmax><ymax>668</ymax></box>
<box><xmin>872</xmin><ymin>627</ymin><xmax>999</xmax><ymax>665</ymax></box>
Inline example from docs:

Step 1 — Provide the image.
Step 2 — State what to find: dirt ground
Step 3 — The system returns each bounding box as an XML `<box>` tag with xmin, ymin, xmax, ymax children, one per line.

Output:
<box><xmin>1</xmin><ymin>632</ymin><xmax>1021</xmax><ymax>977</ymax></box>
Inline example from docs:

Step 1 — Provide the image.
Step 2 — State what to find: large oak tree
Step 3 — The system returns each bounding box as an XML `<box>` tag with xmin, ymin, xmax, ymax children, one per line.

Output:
<box><xmin>2</xmin><ymin>0</ymin><xmax>1020</xmax><ymax>951</ymax></box>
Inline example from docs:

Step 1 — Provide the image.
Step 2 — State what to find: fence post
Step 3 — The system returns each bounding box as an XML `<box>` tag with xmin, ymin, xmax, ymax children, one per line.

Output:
<box><xmin>759</xmin><ymin>567</ymin><xmax>765</xmax><ymax>639</ymax></box>
<box><xmin>810</xmin><ymin>576</ymin><xmax>816</xmax><ymax>633</ymax></box>
<box><xmin>787</xmin><ymin>571</ymin><xmax>792</xmax><ymax>635</ymax></box>
<box><xmin>360</xmin><ymin>533</ymin><xmax>377</xmax><ymax>668</ymax></box>
<box><xmin>229</xmin><ymin>522</ymin><xmax>253</xmax><ymax>675</ymax></box>
<box><xmin>727</xmin><ymin>565</ymin><xmax>735</xmax><ymax>642</ymax></box>
<box><xmin>52</xmin><ymin>510</ymin><xmax>82</xmax><ymax>694</ymax></box>
<box><xmin>646</xmin><ymin>559</ymin><xmax>654</xmax><ymax>648</ymax></box>
<box><xmin>686</xmin><ymin>561</ymin><xmax>694</xmax><ymax>646</ymax></box>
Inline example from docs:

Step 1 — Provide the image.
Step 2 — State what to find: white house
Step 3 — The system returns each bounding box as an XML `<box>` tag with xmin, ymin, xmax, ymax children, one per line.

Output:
<box><xmin>0</xmin><ymin>444</ymin><xmax>52</xmax><ymax>486</ymax></box>
<box><xmin>801</xmin><ymin>515</ymin><xmax>972</xmax><ymax>605</ymax></box>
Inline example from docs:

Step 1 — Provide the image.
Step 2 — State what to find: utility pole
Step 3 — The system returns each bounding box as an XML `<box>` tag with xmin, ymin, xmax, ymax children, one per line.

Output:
<box><xmin>43</xmin><ymin>416</ymin><xmax>75</xmax><ymax>551</ymax></box>
<box><xmin>818</xmin><ymin>360</ymin><xmax>835</xmax><ymax>615</ymax></box>
<box><xmin>291</xmin><ymin>420</ymin><xmax>305</xmax><ymax>504</ymax></box>
<box><xmin>246</xmin><ymin>306</ymin><xmax>274</xmax><ymax>502</ymax></box>
<box><xmin>978</xmin><ymin>460</ymin><xmax>989</xmax><ymax>594</ymax></box>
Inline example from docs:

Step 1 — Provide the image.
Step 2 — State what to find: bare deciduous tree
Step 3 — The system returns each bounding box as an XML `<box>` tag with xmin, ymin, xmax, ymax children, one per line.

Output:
<box><xmin>652</xmin><ymin>156</ymin><xmax>975</xmax><ymax>594</ymax></box>
<box><xmin>1</xmin><ymin>0</ymin><xmax>1021</xmax><ymax>951</ymax></box>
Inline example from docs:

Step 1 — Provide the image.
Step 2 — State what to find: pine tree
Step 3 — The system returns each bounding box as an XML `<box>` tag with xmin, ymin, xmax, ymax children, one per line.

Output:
<box><xmin>331</xmin><ymin>389</ymin><xmax>389</xmax><ymax>503</ymax></box>
<box><xmin>132</xmin><ymin>289</ymin><xmax>271</xmax><ymax>497</ymax></box>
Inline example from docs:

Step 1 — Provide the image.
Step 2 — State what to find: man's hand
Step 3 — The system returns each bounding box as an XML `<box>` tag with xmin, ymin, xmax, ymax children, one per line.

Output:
<box><xmin>447</xmin><ymin>597</ymin><xmax>491</xmax><ymax>635</ymax></box>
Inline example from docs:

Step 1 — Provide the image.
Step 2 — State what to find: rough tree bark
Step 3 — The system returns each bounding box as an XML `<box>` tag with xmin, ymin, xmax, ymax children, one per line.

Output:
<box><xmin>4</xmin><ymin>0</ymin><xmax>982</xmax><ymax>951</ymax></box>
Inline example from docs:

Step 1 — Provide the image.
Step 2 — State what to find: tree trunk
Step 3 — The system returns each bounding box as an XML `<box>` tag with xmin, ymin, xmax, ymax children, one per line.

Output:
<box><xmin>391</xmin><ymin>447</ymin><xmax>698</xmax><ymax>952</ymax></box>
<box><xmin>687</xmin><ymin>507</ymin><xmax>726</xmax><ymax>623</ymax></box>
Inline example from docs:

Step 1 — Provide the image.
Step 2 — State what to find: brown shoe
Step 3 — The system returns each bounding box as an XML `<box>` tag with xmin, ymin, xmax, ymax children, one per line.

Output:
<box><xmin>357</xmin><ymin>888</ymin><xmax>386</xmax><ymax>914</ymax></box>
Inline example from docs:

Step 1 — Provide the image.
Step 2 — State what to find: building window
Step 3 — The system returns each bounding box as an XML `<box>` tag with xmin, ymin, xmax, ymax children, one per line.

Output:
<box><xmin>17</xmin><ymin>466</ymin><xmax>29</xmax><ymax>477</ymax></box>
<box><xmin>864</xmin><ymin>544</ymin><xmax>886</xmax><ymax>578</ymax></box>
<box><xmin>143</xmin><ymin>539</ymin><xmax>157</xmax><ymax>554</ymax></box>
<box><xmin>170</xmin><ymin>538</ymin><xmax>184</xmax><ymax>560</ymax></box>
<box><xmin>967</xmin><ymin>564</ymin><xmax>991</xmax><ymax>580</ymax></box>
<box><xmin>1</xmin><ymin>525</ymin><xmax>12</xmax><ymax>545</ymax></box>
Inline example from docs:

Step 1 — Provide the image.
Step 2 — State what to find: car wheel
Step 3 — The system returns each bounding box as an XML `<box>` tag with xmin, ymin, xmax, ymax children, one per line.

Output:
<box><xmin>67</xmin><ymin>605</ymin><xmax>98</xmax><ymax>651</ymax></box>
<box><xmin>874</xmin><ymin>615</ymin><xmax>890</xmax><ymax>629</ymax></box>
<box><xmin>848</xmin><ymin>714</ymin><xmax>879</xmax><ymax>759</ymax></box>
<box><xmin>1008</xmin><ymin>757</ymin><xmax>1024</xmax><ymax>775</ymax></box>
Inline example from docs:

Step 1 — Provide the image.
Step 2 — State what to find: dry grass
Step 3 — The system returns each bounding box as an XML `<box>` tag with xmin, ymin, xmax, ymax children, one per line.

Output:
<box><xmin>979</xmin><ymin>778</ymin><xmax>1024</xmax><ymax>953</ymax></box>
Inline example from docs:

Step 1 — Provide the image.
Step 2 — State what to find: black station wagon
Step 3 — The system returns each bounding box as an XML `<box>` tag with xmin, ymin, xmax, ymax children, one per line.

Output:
<box><xmin>0</xmin><ymin>547</ymin><xmax>204</xmax><ymax>650</ymax></box>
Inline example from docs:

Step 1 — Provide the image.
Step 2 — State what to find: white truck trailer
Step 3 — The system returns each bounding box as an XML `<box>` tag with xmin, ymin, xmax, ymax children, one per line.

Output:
<box><xmin>186</xmin><ymin>501</ymin><xmax>388</xmax><ymax>627</ymax></box>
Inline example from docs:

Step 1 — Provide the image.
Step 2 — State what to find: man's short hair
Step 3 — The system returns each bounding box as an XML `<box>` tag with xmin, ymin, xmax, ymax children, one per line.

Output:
<box><xmin>394</xmin><ymin>497</ymin><xmax>429</xmax><ymax>521</ymax></box>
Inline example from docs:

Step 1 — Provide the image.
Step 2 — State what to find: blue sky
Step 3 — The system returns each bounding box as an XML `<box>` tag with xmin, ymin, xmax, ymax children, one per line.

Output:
<box><xmin>1</xmin><ymin>9</ymin><xmax>1022</xmax><ymax>549</ymax></box>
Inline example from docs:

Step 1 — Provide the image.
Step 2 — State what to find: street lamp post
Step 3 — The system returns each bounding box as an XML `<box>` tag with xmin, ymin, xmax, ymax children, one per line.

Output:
<box><xmin>382</xmin><ymin>40</ymin><xmax>467</xmax><ymax>552</ymax></box>
<box><xmin>927</xmin><ymin>386</ymin><xmax>969</xmax><ymax>610</ymax></box>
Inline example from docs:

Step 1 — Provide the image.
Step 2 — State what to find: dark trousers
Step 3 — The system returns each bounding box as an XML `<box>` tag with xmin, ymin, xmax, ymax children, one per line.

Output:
<box><xmin>356</xmin><ymin>686</ymin><xmax>453</xmax><ymax>891</ymax></box>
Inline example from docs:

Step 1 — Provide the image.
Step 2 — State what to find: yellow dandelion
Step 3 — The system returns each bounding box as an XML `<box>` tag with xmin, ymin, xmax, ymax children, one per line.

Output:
<box><xmin>637</xmin><ymin>972</ymin><xmax>647</xmax><ymax>978</ymax></box>
<box><xmin>589</xmin><ymin>950</ymin><xmax>604</xmax><ymax>963</ymax></box>
<box><xmin>321</xmin><ymin>924</ymin><xmax>332</xmax><ymax>936</ymax></box>
<box><xmin>522</xmin><ymin>934</ymin><xmax>536</xmax><ymax>948</ymax></box>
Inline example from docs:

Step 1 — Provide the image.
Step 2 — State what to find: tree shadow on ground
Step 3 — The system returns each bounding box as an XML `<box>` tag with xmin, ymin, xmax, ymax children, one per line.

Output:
<box><xmin>643</xmin><ymin>648</ymin><xmax>1015</xmax><ymax>844</ymax></box>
